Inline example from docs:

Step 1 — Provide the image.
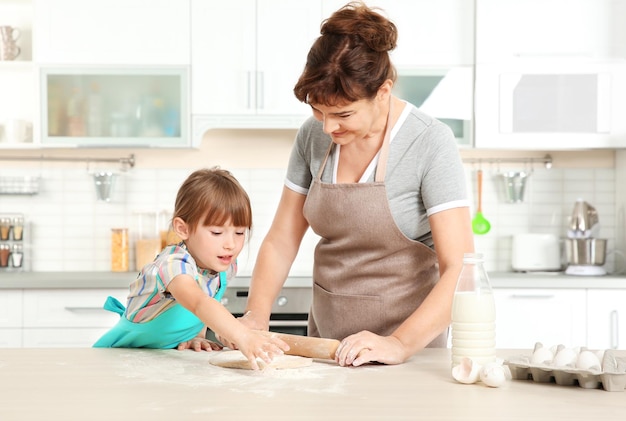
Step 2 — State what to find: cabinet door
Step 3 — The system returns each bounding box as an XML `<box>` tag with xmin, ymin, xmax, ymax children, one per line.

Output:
<box><xmin>493</xmin><ymin>289</ymin><xmax>587</xmax><ymax>349</ymax></box>
<box><xmin>191</xmin><ymin>0</ymin><xmax>256</xmax><ymax>115</ymax></box>
<box><xmin>587</xmin><ymin>290</ymin><xmax>626</xmax><ymax>349</ymax></box>
<box><xmin>191</xmin><ymin>0</ymin><xmax>319</xmax><ymax>119</ymax></box>
<box><xmin>33</xmin><ymin>0</ymin><xmax>190</xmax><ymax>65</ymax></box>
<box><xmin>322</xmin><ymin>0</ymin><xmax>474</xmax><ymax>67</ymax></box>
<box><xmin>0</xmin><ymin>329</ymin><xmax>22</xmax><ymax>347</ymax></box>
<box><xmin>256</xmin><ymin>0</ymin><xmax>321</xmax><ymax>116</ymax></box>
<box><xmin>476</xmin><ymin>0</ymin><xmax>626</xmax><ymax>63</ymax></box>
<box><xmin>0</xmin><ymin>290</ymin><xmax>23</xmax><ymax>328</ymax></box>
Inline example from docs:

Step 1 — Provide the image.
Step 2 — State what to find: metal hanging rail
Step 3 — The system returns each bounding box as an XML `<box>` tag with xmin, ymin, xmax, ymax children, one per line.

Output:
<box><xmin>463</xmin><ymin>154</ymin><xmax>553</xmax><ymax>169</ymax></box>
<box><xmin>0</xmin><ymin>153</ymin><xmax>136</xmax><ymax>170</ymax></box>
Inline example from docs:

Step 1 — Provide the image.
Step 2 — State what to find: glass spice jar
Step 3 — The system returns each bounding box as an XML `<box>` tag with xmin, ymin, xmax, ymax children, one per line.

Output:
<box><xmin>10</xmin><ymin>243</ymin><xmax>23</xmax><ymax>268</ymax></box>
<box><xmin>0</xmin><ymin>243</ymin><xmax>9</xmax><ymax>267</ymax></box>
<box><xmin>0</xmin><ymin>218</ymin><xmax>11</xmax><ymax>241</ymax></box>
<box><xmin>111</xmin><ymin>228</ymin><xmax>129</xmax><ymax>272</ymax></box>
<box><xmin>11</xmin><ymin>216</ymin><xmax>24</xmax><ymax>241</ymax></box>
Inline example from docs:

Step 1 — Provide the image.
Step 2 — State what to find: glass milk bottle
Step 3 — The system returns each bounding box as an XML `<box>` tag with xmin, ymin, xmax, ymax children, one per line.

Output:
<box><xmin>451</xmin><ymin>253</ymin><xmax>496</xmax><ymax>367</ymax></box>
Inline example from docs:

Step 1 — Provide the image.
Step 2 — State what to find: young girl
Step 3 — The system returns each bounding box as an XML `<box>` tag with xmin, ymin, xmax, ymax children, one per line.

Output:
<box><xmin>94</xmin><ymin>167</ymin><xmax>288</xmax><ymax>369</ymax></box>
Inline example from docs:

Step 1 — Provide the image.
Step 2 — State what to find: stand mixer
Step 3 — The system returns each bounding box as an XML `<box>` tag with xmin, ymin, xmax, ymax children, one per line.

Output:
<box><xmin>565</xmin><ymin>199</ymin><xmax>607</xmax><ymax>276</ymax></box>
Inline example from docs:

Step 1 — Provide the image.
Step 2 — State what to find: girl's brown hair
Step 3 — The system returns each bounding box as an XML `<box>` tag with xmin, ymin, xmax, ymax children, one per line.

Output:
<box><xmin>294</xmin><ymin>1</ymin><xmax>397</xmax><ymax>107</ymax></box>
<box><xmin>173</xmin><ymin>167</ymin><xmax>252</xmax><ymax>234</ymax></box>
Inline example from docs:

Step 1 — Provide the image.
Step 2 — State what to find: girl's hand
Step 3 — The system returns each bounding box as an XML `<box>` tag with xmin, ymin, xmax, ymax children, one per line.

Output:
<box><xmin>335</xmin><ymin>331</ymin><xmax>408</xmax><ymax>367</ymax></box>
<box><xmin>216</xmin><ymin>311</ymin><xmax>267</xmax><ymax>350</ymax></box>
<box><xmin>177</xmin><ymin>337</ymin><xmax>223</xmax><ymax>352</ymax></box>
<box><xmin>235</xmin><ymin>330</ymin><xmax>290</xmax><ymax>370</ymax></box>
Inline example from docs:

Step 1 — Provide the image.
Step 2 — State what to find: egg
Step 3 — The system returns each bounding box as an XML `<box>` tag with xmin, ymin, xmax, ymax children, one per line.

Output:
<box><xmin>452</xmin><ymin>357</ymin><xmax>481</xmax><ymax>384</ymax></box>
<box><xmin>531</xmin><ymin>346</ymin><xmax>554</xmax><ymax>365</ymax></box>
<box><xmin>552</xmin><ymin>347</ymin><xmax>578</xmax><ymax>367</ymax></box>
<box><xmin>480</xmin><ymin>362</ymin><xmax>508</xmax><ymax>388</ymax></box>
<box><xmin>576</xmin><ymin>350</ymin><xmax>601</xmax><ymax>370</ymax></box>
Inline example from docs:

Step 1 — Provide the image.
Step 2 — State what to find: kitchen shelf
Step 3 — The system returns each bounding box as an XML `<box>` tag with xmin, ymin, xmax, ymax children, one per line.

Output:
<box><xmin>0</xmin><ymin>176</ymin><xmax>39</xmax><ymax>195</ymax></box>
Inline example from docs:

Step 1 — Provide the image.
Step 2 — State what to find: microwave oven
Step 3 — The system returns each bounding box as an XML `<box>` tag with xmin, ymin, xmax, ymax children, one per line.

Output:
<box><xmin>393</xmin><ymin>67</ymin><xmax>473</xmax><ymax>148</ymax></box>
<box><xmin>474</xmin><ymin>60</ymin><xmax>626</xmax><ymax>149</ymax></box>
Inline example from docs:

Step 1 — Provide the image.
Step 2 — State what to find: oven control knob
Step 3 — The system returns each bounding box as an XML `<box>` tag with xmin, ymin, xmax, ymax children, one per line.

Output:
<box><xmin>277</xmin><ymin>296</ymin><xmax>288</xmax><ymax>306</ymax></box>
<box><xmin>220</xmin><ymin>297</ymin><xmax>229</xmax><ymax>306</ymax></box>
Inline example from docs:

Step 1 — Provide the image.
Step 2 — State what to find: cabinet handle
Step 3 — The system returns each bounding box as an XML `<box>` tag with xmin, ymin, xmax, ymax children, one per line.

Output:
<box><xmin>258</xmin><ymin>71</ymin><xmax>264</xmax><ymax>109</ymax></box>
<box><xmin>610</xmin><ymin>310</ymin><xmax>619</xmax><ymax>349</ymax></box>
<box><xmin>247</xmin><ymin>71</ymin><xmax>252</xmax><ymax>109</ymax></box>
<box><xmin>509</xmin><ymin>294</ymin><xmax>555</xmax><ymax>299</ymax></box>
<box><xmin>65</xmin><ymin>307</ymin><xmax>104</xmax><ymax>312</ymax></box>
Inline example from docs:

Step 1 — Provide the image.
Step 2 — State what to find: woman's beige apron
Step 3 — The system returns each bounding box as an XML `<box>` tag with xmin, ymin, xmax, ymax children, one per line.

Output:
<box><xmin>303</xmin><ymin>108</ymin><xmax>447</xmax><ymax>347</ymax></box>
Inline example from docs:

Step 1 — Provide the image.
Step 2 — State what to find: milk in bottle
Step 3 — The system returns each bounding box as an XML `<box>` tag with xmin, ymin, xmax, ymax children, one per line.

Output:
<box><xmin>451</xmin><ymin>253</ymin><xmax>496</xmax><ymax>367</ymax></box>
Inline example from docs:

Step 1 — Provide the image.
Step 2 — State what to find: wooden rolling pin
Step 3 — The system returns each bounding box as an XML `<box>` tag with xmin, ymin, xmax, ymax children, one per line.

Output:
<box><xmin>258</xmin><ymin>331</ymin><xmax>340</xmax><ymax>360</ymax></box>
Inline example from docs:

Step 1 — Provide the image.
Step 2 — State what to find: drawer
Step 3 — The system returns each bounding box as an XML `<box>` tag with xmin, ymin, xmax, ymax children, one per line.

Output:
<box><xmin>23</xmin><ymin>289</ymin><xmax>127</xmax><ymax>328</ymax></box>
<box><xmin>0</xmin><ymin>328</ymin><xmax>22</xmax><ymax>347</ymax></box>
<box><xmin>22</xmin><ymin>327</ymin><xmax>113</xmax><ymax>348</ymax></box>
<box><xmin>0</xmin><ymin>290</ymin><xmax>23</xmax><ymax>328</ymax></box>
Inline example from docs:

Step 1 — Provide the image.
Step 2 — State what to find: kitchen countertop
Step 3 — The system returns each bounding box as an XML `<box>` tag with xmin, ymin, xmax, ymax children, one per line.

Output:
<box><xmin>1</xmin><ymin>271</ymin><xmax>626</xmax><ymax>289</ymax></box>
<box><xmin>0</xmin><ymin>348</ymin><xmax>624</xmax><ymax>420</ymax></box>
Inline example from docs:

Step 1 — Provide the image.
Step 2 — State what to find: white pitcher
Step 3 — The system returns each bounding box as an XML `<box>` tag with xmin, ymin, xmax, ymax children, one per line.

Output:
<box><xmin>0</xmin><ymin>26</ymin><xmax>21</xmax><ymax>61</ymax></box>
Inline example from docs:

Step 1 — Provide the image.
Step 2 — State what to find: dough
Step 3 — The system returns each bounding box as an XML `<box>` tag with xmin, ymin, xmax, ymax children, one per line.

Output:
<box><xmin>209</xmin><ymin>350</ymin><xmax>313</xmax><ymax>370</ymax></box>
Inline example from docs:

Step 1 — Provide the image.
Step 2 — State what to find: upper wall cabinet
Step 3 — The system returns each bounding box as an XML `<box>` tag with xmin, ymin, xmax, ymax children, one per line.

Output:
<box><xmin>474</xmin><ymin>0</ymin><xmax>626</xmax><ymax>149</ymax></box>
<box><xmin>476</xmin><ymin>0</ymin><xmax>626</xmax><ymax>63</ymax></box>
<box><xmin>323</xmin><ymin>0</ymin><xmax>474</xmax><ymax>68</ymax></box>
<box><xmin>33</xmin><ymin>0</ymin><xmax>190</xmax><ymax>65</ymax></box>
<box><xmin>191</xmin><ymin>0</ymin><xmax>321</xmax><ymax>131</ymax></box>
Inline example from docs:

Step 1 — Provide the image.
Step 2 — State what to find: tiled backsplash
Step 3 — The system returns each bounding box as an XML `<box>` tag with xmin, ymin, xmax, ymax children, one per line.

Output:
<box><xmin>0</xmin><ymin>166</ymin><xmax>618</xmax><ymax>276</ymax></box>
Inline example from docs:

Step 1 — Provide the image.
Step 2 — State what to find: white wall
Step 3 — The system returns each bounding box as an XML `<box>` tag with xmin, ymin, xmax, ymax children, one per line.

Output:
<box><xmin>0</xmin><ymin>129</ymin><xmax>621</xmax><ymax>275</ymax></box>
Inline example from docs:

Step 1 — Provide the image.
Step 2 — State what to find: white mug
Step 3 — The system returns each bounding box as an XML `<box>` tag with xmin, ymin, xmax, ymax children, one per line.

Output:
<box><xmin>3</xmin><ymin>119</ymin><xmax>28</xmax><ymax>143</ymax></box>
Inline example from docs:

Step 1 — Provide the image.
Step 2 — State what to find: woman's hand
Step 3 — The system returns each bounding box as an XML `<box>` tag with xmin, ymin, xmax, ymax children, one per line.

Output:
<box><xmin>335</xmin><ymin>331</ymin><xmax>409</xmax><ymax>367</ymax></box>
<box><xmin>177</xmin><ymin>337</ymin><xmax>223</xmax><ymax>352</ymax></box>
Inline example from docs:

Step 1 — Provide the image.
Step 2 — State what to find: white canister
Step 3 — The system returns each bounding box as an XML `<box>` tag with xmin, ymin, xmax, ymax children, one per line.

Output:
<box><xmin>3</xmin><ymin>119</ymin><xmax>29</xmax><ymax>143</ymax></box>
<box><xmin>512</xmin><ymin>233</ymin><xmax>562</xmax><ymax>271</ymax></box>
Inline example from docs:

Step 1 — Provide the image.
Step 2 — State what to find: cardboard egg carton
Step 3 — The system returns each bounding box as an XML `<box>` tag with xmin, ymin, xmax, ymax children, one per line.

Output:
<box><xmin>505</xmin><ymin>344</ymin><xmax>626</xmax><ymax>392</ymax></box>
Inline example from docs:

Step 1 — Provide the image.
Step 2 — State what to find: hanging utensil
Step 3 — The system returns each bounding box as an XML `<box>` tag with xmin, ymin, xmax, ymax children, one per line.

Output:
<box><xmin>472</xmin><ymin>169</ymin><xmax>491</xmax><ymax>235</ymax></box>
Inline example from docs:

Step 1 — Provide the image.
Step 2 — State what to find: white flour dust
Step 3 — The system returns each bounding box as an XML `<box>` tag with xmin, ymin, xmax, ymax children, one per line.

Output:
<box><xmin>114</xmin><ymin>349</ymin><xmax>349</xmax><ymax>397</ymax></box>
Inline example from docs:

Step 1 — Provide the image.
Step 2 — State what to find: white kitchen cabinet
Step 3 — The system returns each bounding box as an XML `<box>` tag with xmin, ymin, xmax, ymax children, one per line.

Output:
<box><xmin>493</xmin><ymin>289</ymin><xmax>587</xmax><ymax>349</ymax></box>
<box><xmin>323</xmin><ymin>0</ymin><xmax>474</xmax><ymax>68</ymax></box>
<box><xmin>475</xmin><ymin>0</ymin><xmax>626</xmax><ymax>63</ymax></box>
<box><xmin>32</xmin><ymin>0</ymin><xmax>190</xmax><ymax>65</ymax></box>
<box><xmin>191</xmin><ymin>0</ymin><xmax>320</xmax><ymax>129</ymax></box>
<box><xmin>22</xmin><ymin>289</ymin><xmax>127</xmax><ymax>348</ymax></box>
<box><xmin>586</xmin><ymin>289</ymin><xmax>626</xmax><ymax>350</ymax></box>
<box><xmin>0</xmin><ymin>290</ymin><xmax>23</xmax><ymax>347</ymax></box>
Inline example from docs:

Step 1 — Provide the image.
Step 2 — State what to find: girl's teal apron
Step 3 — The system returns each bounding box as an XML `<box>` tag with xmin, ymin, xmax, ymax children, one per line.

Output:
<box><xmin>93</xmin><ymin>271</ymin><xmax>227</xmax><ymax>349</ymax></box>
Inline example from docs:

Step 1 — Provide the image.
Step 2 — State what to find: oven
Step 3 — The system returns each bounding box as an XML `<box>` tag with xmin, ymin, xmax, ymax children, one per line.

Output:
<box><xmin>206</xmin><ymin>279</ymin><xmax>312</xmax><ymax>342</ymax></box>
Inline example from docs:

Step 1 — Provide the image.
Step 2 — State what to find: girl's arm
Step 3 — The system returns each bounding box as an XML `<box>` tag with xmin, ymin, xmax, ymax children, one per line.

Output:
<box><xmin>167</xmin><ymin>274</ymin><xmax>289</xmax><ymax>369</ymax></box>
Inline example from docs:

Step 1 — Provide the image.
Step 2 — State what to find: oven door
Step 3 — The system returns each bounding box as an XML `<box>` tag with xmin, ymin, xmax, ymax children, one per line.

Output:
<box><xmin>206</xmin><ymin>314</ymin><xmax>308</xmax><ymax>342</ymax></box>
<box><xmin>205</xmin><ymin>285</ymin><xmax>312</xmax><ymax>342</ymax></box>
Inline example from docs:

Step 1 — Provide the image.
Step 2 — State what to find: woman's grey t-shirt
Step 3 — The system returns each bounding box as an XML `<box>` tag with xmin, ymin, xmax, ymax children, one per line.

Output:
<box><xmin>285</xmin><ymin>102</ymin><xmax>470</xmax><ymax>248</ymax></box>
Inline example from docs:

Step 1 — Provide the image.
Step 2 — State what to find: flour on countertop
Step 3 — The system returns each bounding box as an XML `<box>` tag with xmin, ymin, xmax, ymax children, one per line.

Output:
<box><xmin>113</xmin><ymin>349</ymin><xmax>355</xmax><ymax>397</ymax></box>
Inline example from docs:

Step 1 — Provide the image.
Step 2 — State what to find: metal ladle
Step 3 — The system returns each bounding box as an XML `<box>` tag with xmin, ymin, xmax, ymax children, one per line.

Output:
<box><xmin>472</xmin><ymin>169</ymin><xmax>491</xmax><ymax>235</ymax></box>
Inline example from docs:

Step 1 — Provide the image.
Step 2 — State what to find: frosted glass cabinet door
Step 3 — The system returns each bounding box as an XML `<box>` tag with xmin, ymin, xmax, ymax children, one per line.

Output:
<box><xmin>40</xmin><ymin>67</ymin><xmax>189</xmax><ymax>147</ymax></box>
